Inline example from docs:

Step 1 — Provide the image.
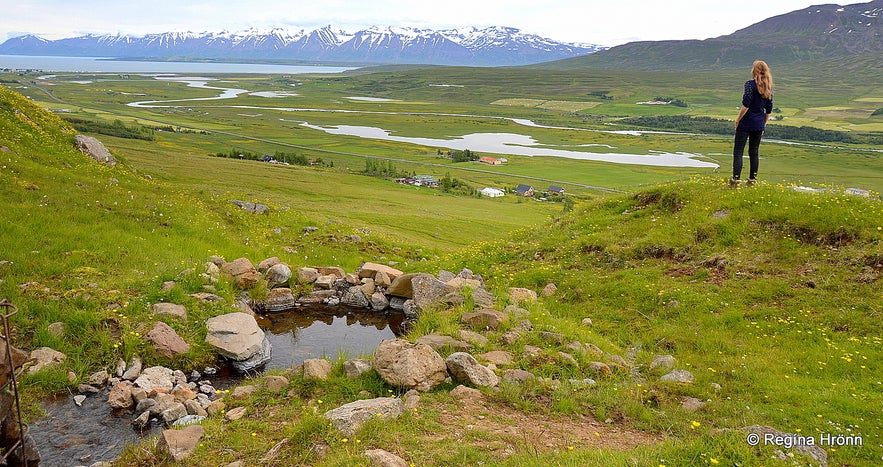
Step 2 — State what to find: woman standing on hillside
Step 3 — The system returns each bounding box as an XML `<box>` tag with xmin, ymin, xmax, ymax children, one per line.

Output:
<box><xmin>731</xmin><ymin>60</ymin><xmax>774</xmax><ymax>186</ymax></box>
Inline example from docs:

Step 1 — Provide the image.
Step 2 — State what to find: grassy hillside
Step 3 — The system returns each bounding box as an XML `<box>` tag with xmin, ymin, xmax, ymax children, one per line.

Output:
<box><xmin>2</xmin><ymin>76</ymin><xmax>881</xmax><ymax>466</ymax></box>
<box><xmin>0</xmin><ymin>83</ymin><xmax>551</xmax><ymax>392</ymax></box>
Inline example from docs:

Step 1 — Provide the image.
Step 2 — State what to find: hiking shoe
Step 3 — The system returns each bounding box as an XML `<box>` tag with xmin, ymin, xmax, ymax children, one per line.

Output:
<box><xmin>746</xmin><ymin>179</ymin><xmax>757</xmax><ymax>186</ymax></box>
<box><xmin>729</xmin><ymin>178</ymin><xmax>741</xmax><ymax>187</ymax></box>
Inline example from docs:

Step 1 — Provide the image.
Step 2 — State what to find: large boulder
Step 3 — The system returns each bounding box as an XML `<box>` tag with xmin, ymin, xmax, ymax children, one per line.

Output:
<box><xmin>445</xmin><ymin>352</ymin><xmax>499</xmax><ymax>388</ymax></box>
<box><xmin>373</xmin><ymin>339</ymin><xmax>447</xmax><ymax>392</ymax></box>
<box><xmin>146</xmin><ymin>322</ymin><xmax>191</xmax><ymax>358</ymax></box>
<box><xmin>75</xmin><ymin>134</ymin><xmax>116</xmax><ymax>165</ymax></box>
<box><xmin>411</xmin><ymin>275</ymin><xmax>449</xmax><ymax>309</ymax></box>
<box><xmin>324</xmin><ymin>397</ymin><xmax>404</xmax><ymax>437</ymax></box>
<box><xmin>220</xmin><ymin>258</ymin><xmax>261</xmax><ymax>289</ymax></box>
<box><xmin>385</xmin><ymin>273</ymin><xmax>432</xmax><ymax>298</ymax></box>
<box><xmin>205</xmin><ymin>312</ymin><xmax>268</xmax><ymax>363</ymax></box>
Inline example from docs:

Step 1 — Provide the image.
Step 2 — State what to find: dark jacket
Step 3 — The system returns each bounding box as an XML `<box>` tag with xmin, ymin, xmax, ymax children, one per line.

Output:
<box><xmin>737</xmin><ymin>79</ymin><xmax>773</xmax><ymax>132</ymax></box>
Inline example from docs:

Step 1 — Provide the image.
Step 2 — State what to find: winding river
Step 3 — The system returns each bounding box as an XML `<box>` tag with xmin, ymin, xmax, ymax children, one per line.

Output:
<box><xmin>126</xmin><ymin>76</ymin><xmax>719</xmax><ymax>168</ymax></box>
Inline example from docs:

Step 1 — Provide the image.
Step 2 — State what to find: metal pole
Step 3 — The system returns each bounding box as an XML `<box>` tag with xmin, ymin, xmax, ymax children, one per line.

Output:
<box><xmin>0</xmin><ymin>299</ymin><xmax>27</xmax><ymax>466</ymax></box>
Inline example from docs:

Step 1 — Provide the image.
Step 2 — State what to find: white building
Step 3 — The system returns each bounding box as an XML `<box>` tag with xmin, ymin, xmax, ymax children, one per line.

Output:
<box><xmin>479</xmin><ymin>187</ymin><xmax>505</xmax><ymax>198</ymax></box>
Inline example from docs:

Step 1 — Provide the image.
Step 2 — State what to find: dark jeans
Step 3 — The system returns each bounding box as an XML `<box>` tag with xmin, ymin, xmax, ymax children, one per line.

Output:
<box><xmin>732</xmin><ymin>130</ymin><xmax>763</xmax><ymax>180</ymax></box>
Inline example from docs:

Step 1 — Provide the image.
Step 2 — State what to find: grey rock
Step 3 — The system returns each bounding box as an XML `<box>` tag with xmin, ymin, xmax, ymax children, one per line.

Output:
<box><xmin>340</xmin><ymin>286</ymin><xmax>370</xmax><ymax>308</ymax></box>
<box><xmin>86</xmin><ymin>370</ymin><xmax>109</xmax><ymax>387</ymax></box>
<box><xmin>369</xmin><ymin>291</ymin><xmax>389</xmax><ymax>311</ymax></box>
<box><xmin>660</xmin><ymin>369</ymin><xmax>694</xmax><ymax>384</ymax></box>
<box><xmin>161</xmin><ymin>402</ymin><xmax>188</xmax><ymax>425</ymax></box>
<box><xmin>132</xmin><ymin>410</ymin><xmax>151</xmax><ymax>429</ymax></box>
<box><xmin>388</xmin><ymin>296</ymin><xmax>406</xmax><ymax>311</ymax></box>
<box><xmin>159</xmin><ymin>425</ymin><xmax>204</xmax><ymax>462</ymax></box>
<box><xmin>343</xmin><ymin>359</ymin><xmax>373</xmax><ymax>378</ymax></box>
<box><xmin>649</xmin><ymin>355</ymin><xmax>677</xmax><ymax>372</ymax></box>
<box><xmin>265</xmin><ymin>263</ymin><xmax>292</xmax><ymax>287</ymax></box>
<box><xmin>146</xmin><ymin>321</ymin><xmax>191</xmax><ymax>358</ymax></box>
<box><xmin>229</xmin><ymin>200</ymin><xmax>269</xmax><ymax>214</ymax></box>
<box><xmin>365</xmin><ymin>448</ymin><xmax>408</xmax><ymax>467</ymax></box>
<box><xmin>445</xmin><ymin>352</ymin><xmax>499</xmax><ymax>388</ymax></box>
<box><xmin>172</xmin><ymin>414</ymin><xmax>206</xmax><ymax>427</ymax></box>
<box><xmin>75</xmin><ymin>134</ymin><xmax>116</xmax><ymax>165</ymax></box>
<box><xmin>415</xmin><ymin>334</ymin><xmax>471</xmax><ymax>351</ymax></box>
<box><xmin>134</xmin><ymin>366</ymin><xmax>174</xmax><ymax>393</ymax></box>
<box><xmin>151</xmin><ymin>302</ymin><xmax>187</xmax><ymax>320</ymax></box>
<box><xmin>303</xmin><ymin>358</ymin><xmax>333</xmax><ymax>380</ymax></box>
<box><xmin>205</xmin><ymin>312</ymin><xmax>267</xmax><ymax>361</ymax></box>
<box><xmin>122</xmin><ymin>356</ymin><xmax>143</xmax><ymax>381</ymax></box>
<box><xmin>230</xmin><ymin>336</ymin><xmax>272</xmax><ymax>372</ymax></box>
<box><xmin>324</xmin><ymin>397</ymin><xmax>404</xmax><ymax>436</ymax></box>
<box><xmin>461</xmin><ymin>309</ymin><xmax>506</xmax><ymax>330</ymax></box>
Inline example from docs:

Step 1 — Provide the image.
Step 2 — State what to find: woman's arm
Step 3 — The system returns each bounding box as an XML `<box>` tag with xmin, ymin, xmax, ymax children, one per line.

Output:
<box><xmin>734</xmin><ymin>105</ymin><xmax>748</xmax><ymax>131</ymax></box>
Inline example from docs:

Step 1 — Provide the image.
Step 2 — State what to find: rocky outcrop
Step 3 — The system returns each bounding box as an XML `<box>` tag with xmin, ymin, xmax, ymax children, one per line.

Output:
<box><xmin>75</xmin><ymin>134</ymin><xmax>116</xmax><ymax>166</ymax></box>
<box><xmin>229</xmin><ymin>200</ymin><xmax>269</xmax><ymax>214</ymax></box>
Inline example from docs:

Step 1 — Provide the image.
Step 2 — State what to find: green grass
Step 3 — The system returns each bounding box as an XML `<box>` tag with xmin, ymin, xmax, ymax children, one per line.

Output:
<box><xmin>2</xmin><ymin>61</ymin><xmax>881</xmax><ymax>466</ymax></box>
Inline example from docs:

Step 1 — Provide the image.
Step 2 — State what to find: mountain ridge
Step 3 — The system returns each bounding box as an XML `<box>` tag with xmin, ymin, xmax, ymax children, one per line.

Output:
<box><xmin>535</xmin><ymin>0</ymin><xmax>882</xmax><ymax>70</ymax></box>
<box><xmin>0</xmin><ymin>25</ymin><xmax>605</xmax><ymax>67</ymax></box>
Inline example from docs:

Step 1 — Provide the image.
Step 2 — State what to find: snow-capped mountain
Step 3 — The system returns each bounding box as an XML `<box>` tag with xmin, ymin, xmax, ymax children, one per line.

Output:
<box><xmin>0</xmin><ymin>26</ymin><xmax>605</xmax><ymax>66</ymax></box>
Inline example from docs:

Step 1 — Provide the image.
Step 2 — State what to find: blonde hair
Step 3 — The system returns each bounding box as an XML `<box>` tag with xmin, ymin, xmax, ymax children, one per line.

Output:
<box><xmin>752</xmin><ymin>60</ymin><xmax>773</xmax><ymax>99</ymax></box>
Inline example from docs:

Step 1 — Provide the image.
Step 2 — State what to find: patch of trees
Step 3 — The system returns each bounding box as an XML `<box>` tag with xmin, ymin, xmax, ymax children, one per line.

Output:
<box><xmin>439</xmin><ymin>173</ymin><xmax>479</xmax><ymax>197</ymax></box>
<box><xmin>872</xmin><ymin>108</ymin><xmax>883</xmax><ymax>117</ymax></box>
<box><xmin>62</xmin><ymin>117</ymin><xmax>155</xmax><ymax>141</ymax></box>
<box><xmin>212</xmin><ymin>148</ymin><xmax>322</xmax><ymax>166</ymax></box>
<box><xmin>619</xmin><ymin>115</ymin><xmax>883</xmax><ymax>145</ymax></box>
<box><xmin>364</xmin><ymin>159</ymin><xmax>406</xmax><ymax>178</ymax></box>
<box><xmin>438</xmin><ymin>149</ymin><xmax>480</xmax><ymax>162</ymax></box>
<box><xmin>654</xmin><ymin>97</ymin><xmax>687</xmax><ymax>107</ymax></box>
<box><xmin>589</xmin><ymin>91</ymin><xmax>613</xmax><ymax>100</ymax></box>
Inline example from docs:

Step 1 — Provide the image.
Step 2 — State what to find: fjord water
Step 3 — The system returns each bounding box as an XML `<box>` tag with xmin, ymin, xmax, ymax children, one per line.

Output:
<box><xmin>0</xmin><ymin>55</ymin><xmax>356</xmax><ymax>74</ymax></box>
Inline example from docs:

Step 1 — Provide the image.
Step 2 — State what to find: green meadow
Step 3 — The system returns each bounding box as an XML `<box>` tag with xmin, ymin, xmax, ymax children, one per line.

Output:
<box><xmin>0</xmin><ymin>61</ymin><xmax>880</xmax><ymax>466</ymax></box>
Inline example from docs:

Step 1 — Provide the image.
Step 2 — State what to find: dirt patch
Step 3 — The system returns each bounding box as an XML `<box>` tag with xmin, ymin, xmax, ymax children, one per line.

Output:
<box><xmin>425</xmin><ymin>397</ymin><xmax>660</xmax><ymax>457</ymax></box>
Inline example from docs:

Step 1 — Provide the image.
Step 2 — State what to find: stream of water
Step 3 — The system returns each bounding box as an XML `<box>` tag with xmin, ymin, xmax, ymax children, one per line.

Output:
<box><xmin>29</xmin><ymin>305</ymin><xmax>405</xmax><ymax>466</ymax></box>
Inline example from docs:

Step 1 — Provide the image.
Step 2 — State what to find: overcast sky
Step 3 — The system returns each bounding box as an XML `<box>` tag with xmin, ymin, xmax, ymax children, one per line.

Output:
<box><xmin>4</xmin><ymin>0</ymin><xmax>830</xmax><ymax>46</ymax></box>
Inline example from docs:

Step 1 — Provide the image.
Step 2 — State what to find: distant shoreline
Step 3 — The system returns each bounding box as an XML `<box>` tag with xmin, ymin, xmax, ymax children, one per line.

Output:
<box><xmin>0</xmin><ymin>54</ymin><xmax>360</xmax><ymax>74</ymax></box>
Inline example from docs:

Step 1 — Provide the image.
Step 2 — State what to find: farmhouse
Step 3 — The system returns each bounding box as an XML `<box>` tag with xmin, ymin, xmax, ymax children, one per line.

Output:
<box><xmin>395</xmin><ymin>175</ymin><xmax>439</xmax><ymax>188</ymax></box>
<box><xmin>514</xmin><ymin>184</ymin><xmax>534</xmax><ymax>197</ymax></box>
<box><xmin>479</xmin><ymin>156</ymin><xmax>502</xmax><ymax>165</ymax></box>
<box><xmin>479</xmin><ymin>187</ymin><xmax>505</xmax><ymax>197</ymax></box>
<box><xmin>547</xmin><ymin>185</ymin><xmax>565</xmax><ymax>195</ymax></box>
